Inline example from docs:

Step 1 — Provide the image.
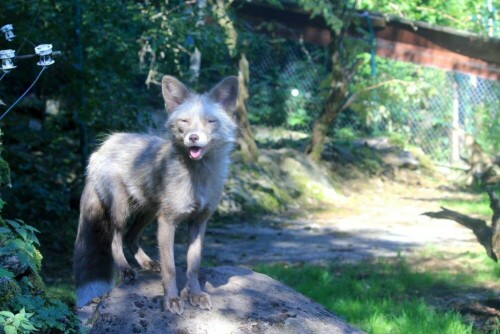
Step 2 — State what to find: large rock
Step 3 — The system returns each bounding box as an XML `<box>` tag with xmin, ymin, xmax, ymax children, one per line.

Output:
<box><xmin>0</xmin><ymin>254</ymin><xmax>29</xmax><ymax>277</ymax></box>
<box><xmin>79</xmin><ymin>266</ymin><xmax>363</xmax><ymax>334</ymax></box>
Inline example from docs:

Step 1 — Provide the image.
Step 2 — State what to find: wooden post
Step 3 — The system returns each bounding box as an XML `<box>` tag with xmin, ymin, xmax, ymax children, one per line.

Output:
<box><xmin>450</xmin><ymin>79</ymin><xmax>460</xmax><ymax>164</ymax></box>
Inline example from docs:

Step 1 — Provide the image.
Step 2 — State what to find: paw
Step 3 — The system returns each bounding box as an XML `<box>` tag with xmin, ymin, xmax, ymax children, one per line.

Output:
<box><xmin>141</xmin><ymin>260</ymin><xmax>161</xmax><ymax>272</ymax></box>
<box><xmin>120</xmin><ymin>267</ymin><xmax>138</xmax><ymax>281</ymax></box>
<box><xmin>180</xmin><ymin>288</ymin><xmax>212</xmax><ymax>310</ymax></box>
<box><xmin>165</xmin><ymin>297</ymin><xmax>184</xmax><ymax>315</ymax></box>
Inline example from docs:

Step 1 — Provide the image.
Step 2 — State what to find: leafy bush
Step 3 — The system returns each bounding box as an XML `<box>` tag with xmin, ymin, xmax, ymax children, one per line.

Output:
<box><xmin>0</xmin><ymin>215</ymin><xmax>77</xmax><ymax>333</ymax></box>
<box><xmin>0</xmin><ymin>134</ymin><xmax>77</xmax><ymax>333</ymax></box>
<box><xmin>0</xmin><ymin>308</ymin><xmax>37</xmax><ymax>334</ymax></box>
<box><xmin>0</xmin><ymin>219</ymin><xmax>42</xmax><ymax>276</ymax></box>
<box><xmin>472</xmin><ymin>102</ymin><xmax>500</xmax><ymax>156</ymax></box>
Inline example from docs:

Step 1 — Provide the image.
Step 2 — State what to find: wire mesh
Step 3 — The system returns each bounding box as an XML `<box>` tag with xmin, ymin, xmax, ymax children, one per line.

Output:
<box><xmin>249</xmin><ymin>40</ymin><xmax>500</xmax><ymax>163</ymax></box>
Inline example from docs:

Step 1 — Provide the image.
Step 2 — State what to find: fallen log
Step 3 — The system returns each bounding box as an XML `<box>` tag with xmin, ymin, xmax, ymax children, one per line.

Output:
<box><xmin>422</xmin><ymin>189</ymin><xmax>500</xmax><ymax>262</ymax></box>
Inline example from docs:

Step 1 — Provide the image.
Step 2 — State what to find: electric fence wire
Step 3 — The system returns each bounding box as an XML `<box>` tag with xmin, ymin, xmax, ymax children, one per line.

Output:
<box><xmin>0</xmin><ymin>72</ymin><xmax>6</xmax><ymax>81</ymax></box>
<box><xmin>0</xmin><ymin>66</ymin><xmax>46</xmax><ymax>121</ymax></box>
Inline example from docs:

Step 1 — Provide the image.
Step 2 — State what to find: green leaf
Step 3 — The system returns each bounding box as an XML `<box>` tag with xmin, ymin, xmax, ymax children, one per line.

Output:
<box><xmin>4</xmin><ymin>324</ymin><xmax>16</xmax><ymax>334</ymax></box>
<box><xmin>5</xmin><ymin>220</ymin><xmax>21</xmax><ymax>230</ymax></box>
<box><xmin>3</xmin><ymin>325</ymin><xmax>17</xmax><ymax>334</ymax></box>
<box><xmin>0</xmin><ymin>311</ymin><xmax>15</xmax><ymax>318</ymax></box>
<box><xmin>20</xmin><ymin>322</ymin><xmax>37</xmax><ymax>332</ymax></box>
<box><xmin>0</xmin><ymin>227</ymin><xmax>11</xmax><ymax>234</ymax></box>
<box><xmin>0</xmin><ymin>268</ymin><xmax>15</xmax><ymax>278</ymax></box>
<box><xmin>15</xmin><ymin>229</ymin><xmax>27</xmax><ymax>242</ymax></box>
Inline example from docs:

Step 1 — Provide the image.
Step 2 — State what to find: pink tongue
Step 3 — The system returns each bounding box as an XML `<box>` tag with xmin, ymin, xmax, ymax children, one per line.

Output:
<box><xmin>189</xmin><ymin>147</ymin><xmax>202</xmax><ymax>159</ymax></box>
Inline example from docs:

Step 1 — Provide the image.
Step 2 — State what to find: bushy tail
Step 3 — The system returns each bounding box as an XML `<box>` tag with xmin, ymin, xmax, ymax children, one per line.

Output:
<box><xmin>73</xmin><ymin>183</ymin><xmax>114</xmax><ymax>307</ymax></box>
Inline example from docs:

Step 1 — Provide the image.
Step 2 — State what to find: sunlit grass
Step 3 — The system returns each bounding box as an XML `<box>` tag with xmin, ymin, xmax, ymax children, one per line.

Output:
<box><xmin>255</xmin><ymin>253</ymin><xmax>500</xmax><ymax>334</ymax></box>
<box><xmin>439</xmin><ymin>187</ymin><xmax>500</xmax><ymax>217</ymax></box>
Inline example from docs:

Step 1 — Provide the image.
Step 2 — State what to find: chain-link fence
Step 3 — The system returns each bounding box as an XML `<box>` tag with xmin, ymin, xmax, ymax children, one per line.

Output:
<box><xmin>248</xmin><ymin>40</ymin><xmax>500</xmax><ymax>164</ymax></box>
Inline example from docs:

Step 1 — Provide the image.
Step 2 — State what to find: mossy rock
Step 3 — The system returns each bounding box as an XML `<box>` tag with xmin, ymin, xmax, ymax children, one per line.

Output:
<box><xmin>0</xmin><ymin>276</ymin><xmax>21</xmax><ymax>309</ymax></box>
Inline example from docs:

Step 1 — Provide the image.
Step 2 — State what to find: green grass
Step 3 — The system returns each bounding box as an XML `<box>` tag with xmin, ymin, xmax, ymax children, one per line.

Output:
<box><xmin>439</xmin><ymin>187</ymin><xmax>500</xmax><ymax>217</ymax></box>
<box><xmin>255</xmin><ymin>254</ymin><xmax>500</xmax><ymax>334</ymax></box>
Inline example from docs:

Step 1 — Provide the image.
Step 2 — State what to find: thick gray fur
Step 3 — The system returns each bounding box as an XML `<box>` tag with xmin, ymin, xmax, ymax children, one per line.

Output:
<box><xmin>73</xmin><ymin>76</ymin><xmax>238</xmax><ymax>313</ymax></box>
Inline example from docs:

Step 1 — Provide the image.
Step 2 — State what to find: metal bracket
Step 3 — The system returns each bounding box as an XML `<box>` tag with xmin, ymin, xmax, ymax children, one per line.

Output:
<box><xmin>35</xmin><ymin>44</ymin><xmax>55</xmax><ymax>66</ymax></box>
<box><xmin>0</xmin><ymin>49</ymin><xmax>16</xmax><ymax>73</ymax></box>
<box><xmin>1</xmin><ymin>24</ymin><xmax>15</xmax><ymax>42</ymax></box>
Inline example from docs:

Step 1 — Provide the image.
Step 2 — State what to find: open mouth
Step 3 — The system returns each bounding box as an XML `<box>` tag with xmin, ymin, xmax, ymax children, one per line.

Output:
<box><xmin>189</xmin><ymin>146</ymin><xmax>203</xmax><ymax>160</ymax></box>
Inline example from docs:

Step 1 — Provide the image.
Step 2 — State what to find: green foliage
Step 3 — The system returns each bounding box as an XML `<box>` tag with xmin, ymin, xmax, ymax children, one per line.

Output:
<box><xmin>0</xmin><ymin>308</ymin><xmax>37</xmax><ymax>334</ymax></box>
<box><xmin>471</xmin><ymin>100</ymin><xmax>500</xmax><ymax>156</ymax></box>
<box><xmin>333</xmin><ymin>128</ymin><xmax>359</xmax><ymax>142</ymax></box>
<box><xmin>0</xmin><ymin>219</ymin><xmax>41</xmax><ymax>273</ymax></box>
<box><xmin>247</xmin><ymin>70</ymin><xmax>287</xmax><ymax>126</ymax></box>
<box><xmin>9</xmin><ymin>295</ymin><xmax>76</xmax><ymax>333</ymax></box>
<box><xmin>0</xmin><ymin>131</ymin><xmax>76</xmax><ymax>332</ymax></box>
<box><xmin>346</xmin><ymin>55</ymin><xmax>462</xmax><ymax>160</ymax></box>
<box><xmin>297</xmin><ymin>0</ymin><xmax>344</xmax><ymax>34</ymax></box>
<box><xmin>0</xmin><ymin>211</ymin><xmax>77</xmax><ymax>333</ymax></box>
<box><xmin>356</xmin><ymin>0</ymin><xmax>500</xmax><ymax>37</ymax></box>
<box><xmin>248</xmin><ymin>43</ymin><xmax>328</xmax><ymax>129</ymax></box>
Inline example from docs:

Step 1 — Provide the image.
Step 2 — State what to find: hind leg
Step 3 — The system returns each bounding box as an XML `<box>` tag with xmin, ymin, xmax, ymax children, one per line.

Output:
<box><xmin>125</xmin><ymin>211</ymin><xmax>160</xmax><ymax>272</ymax></box>
<box><xmin>110</xmin><ymin>190</ymin><xmax>136</xmax><ymax>280</ymax></box>
<box><xmin>112</xmin><ymin>227</ymin><xmax>137</xmax><ymax>280</ymax></box>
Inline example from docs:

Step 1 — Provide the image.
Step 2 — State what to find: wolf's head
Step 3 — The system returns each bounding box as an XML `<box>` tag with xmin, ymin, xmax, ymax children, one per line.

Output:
<box><xmin>162</xmin><ymin>76</ymin><xmax>238</xmax><ymax>161</ymax></box>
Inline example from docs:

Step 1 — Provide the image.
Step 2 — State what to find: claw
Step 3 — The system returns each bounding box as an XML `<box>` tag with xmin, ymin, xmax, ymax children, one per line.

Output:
<box><xmin>142</xmin><ymin>260</ymin><xmax>161</xmax><ymax>272</ymax></box>
<box><xmin>165</xmin><ymin>297</ymin><xmax>184</xmax><ymax>315</ymax></box>
<box><xmin>180</xmin><ymin>288</ymin><xmax>212</xmax><ymax>310</ymax></box>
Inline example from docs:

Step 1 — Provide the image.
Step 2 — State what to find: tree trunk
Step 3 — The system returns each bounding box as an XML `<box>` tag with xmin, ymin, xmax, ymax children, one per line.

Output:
<box><xmin>215</xmin><ymin>0</ymin><xmax>258</xmax><ymax>162</ymax></box>
<box><xmin>306</xmin><ymin>47</ymin><xmax>347</xmax><ymax>162</ymax></box>
<box><xmin>235</xmin><ymin>54</ymin><xmax>258</xmax><ymax>162</ymax></box>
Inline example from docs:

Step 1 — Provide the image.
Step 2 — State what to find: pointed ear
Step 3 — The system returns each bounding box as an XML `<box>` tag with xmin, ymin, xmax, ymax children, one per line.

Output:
<box><xmin>208</xmin><ymin>76</ymin><xmax>239</xmax><ymax>112</ymax></box>
<box><xmin>162</xmin><ymin>75</ymin><xmax>190</xmax><ymax>113</ymax></box>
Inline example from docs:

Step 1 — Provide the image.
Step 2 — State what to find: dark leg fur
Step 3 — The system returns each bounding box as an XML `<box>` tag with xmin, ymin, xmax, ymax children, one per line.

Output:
<box><xmin>125</xmin><ymin>211</ymin><xmax>160</xmax><ymax>272</ymax></box>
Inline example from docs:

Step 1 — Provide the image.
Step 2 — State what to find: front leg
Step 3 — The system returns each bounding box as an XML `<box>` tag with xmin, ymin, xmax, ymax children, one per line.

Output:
<box><xmin>180</xmin><ymin>212</ymin><xmax>212</xmax><ymax>310</ymax></box>
<box><xmin>157</xmin><ymin>214</ymin><xmax>183</xmax><ymax>315</ymax></box>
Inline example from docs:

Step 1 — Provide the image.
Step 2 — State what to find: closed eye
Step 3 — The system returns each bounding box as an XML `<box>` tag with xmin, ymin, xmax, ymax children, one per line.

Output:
<box><xmin>179</xmin><ymin>119</ymin><xmax>189</xmax><ymax>123</ymax></box>
<box><xmin>208</xmin><ymin>119</ymin><xmax>218</xmax><ymax>123</ymax></box>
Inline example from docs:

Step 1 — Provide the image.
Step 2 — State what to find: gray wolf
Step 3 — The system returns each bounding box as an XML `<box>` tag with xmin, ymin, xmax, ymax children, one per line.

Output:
<box><xmin>73</xmin><ymin>75</ymin><xmax>238</xmax><ymax>314</ymax></box>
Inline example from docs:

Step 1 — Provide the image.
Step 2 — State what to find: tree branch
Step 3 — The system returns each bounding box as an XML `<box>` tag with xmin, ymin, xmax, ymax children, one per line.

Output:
<box><xmin>422</xmin><ymin>189</ymin><xmax>500</xmax><ymax>262</ymax></box>
<box><xmin>339</xmin><ymin>79</ymin><xmax>411</xmax><ymax>112</ymax></box>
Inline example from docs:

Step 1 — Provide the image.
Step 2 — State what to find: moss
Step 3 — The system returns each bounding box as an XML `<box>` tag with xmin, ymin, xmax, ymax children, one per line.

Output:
<box><xmin>407</xmin><ymin>145</ymin><xmax>435</xmax><ymax>172</ymax></box>
<box><xmin>47</xmin><ymin>285</ymin><xmax>76</xmax><ymax>306</ymax></box>
<box><xmin>33</xmin><ymin>249</ymin><xmax>43</xmax><ymax>272</ymax></box>
<box><xmin>0</xmin><ymin>277</ymin><xmax>21</xmax><ymax>308</ymax></box>
<box><xmin>360</xmin><ymin>158</ymin><xmax>382</xmax><ymax>175</ymax></box>
<box><xmin>18</xmin><ymin>273</ymin><xmax>46</xmax><ymax>296</ymax></box>
<box><xmin>386</xmin><ymin>132</ymin><xmax>408</xmax><ymax>149</ymax></box>
<box><xmin>251</xmin><ymin>190</ymin><xmax>281</xmax><ymax>212</ymax></box>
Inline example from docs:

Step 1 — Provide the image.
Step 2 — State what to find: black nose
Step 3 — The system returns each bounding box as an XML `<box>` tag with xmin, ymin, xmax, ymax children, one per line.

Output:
<box><xmin>189</xmin><ymin>134</ymin><xmax>199</xmax><ymax>142</ymax></box>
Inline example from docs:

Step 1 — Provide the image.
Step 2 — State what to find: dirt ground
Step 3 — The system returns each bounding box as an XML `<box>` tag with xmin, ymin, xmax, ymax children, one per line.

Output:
<box><xmin>170</xmin><ymin>179</ymin><xmax>500</xmax><ymax>332</ymax></box>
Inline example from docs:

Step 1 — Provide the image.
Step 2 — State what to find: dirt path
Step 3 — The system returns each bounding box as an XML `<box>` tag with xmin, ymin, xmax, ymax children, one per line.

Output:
<box><xmin>184</xmin><ymin>182</ymin><xmax>486</xmax><ymax>266</ymax></box>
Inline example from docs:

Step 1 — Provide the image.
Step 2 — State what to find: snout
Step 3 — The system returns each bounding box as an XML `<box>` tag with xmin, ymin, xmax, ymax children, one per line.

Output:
<box><xmin>184</xmin><ymin>131</ymin><xmax>209</xmax><ymax>160</ymax></box>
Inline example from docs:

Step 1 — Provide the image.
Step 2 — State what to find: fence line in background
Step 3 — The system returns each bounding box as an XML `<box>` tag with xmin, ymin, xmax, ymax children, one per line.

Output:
<box><xmin>249</xmin><ymin>40</ymin><xmax>500</xmax><ymax>164</ymax></box>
